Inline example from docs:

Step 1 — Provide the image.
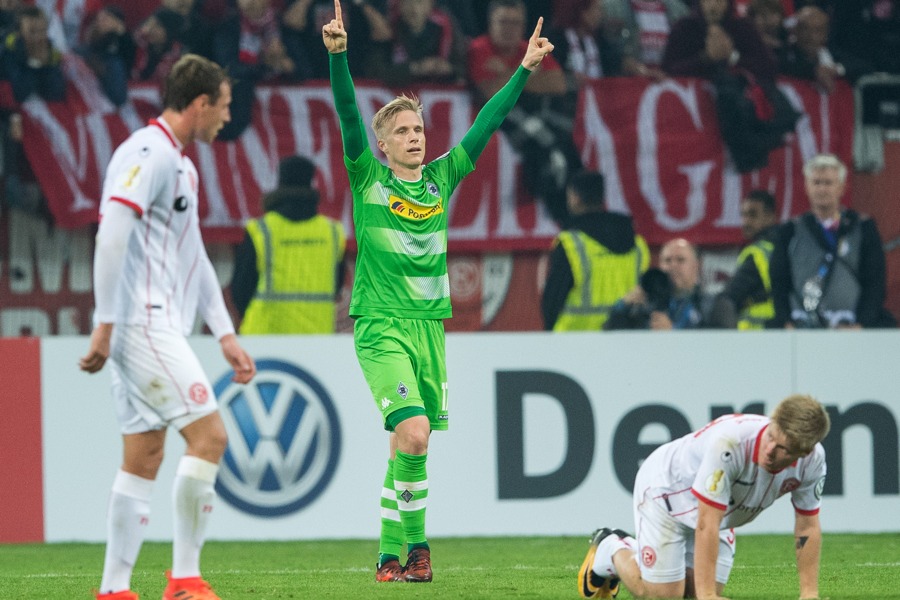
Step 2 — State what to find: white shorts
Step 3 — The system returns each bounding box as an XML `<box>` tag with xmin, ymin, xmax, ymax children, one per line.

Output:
<box><xmin>633</xmin><ymin>454</ymin><xmax>736</xmax><ymax>585</ymax></box>
<box><xmin>109</xmin><ymin>325</ymin><xmax>217</xmax><ymax>434</ymax></box>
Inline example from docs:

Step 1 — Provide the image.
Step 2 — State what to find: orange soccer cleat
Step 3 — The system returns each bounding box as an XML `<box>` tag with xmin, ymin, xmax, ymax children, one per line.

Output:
<box><xmin>375</xmin><ymin>559</ymin><xmax>406</xmax><ymax>582</ymax></box>
<box><xmin>162</xmin><ymin>570</ymin><xmax>221</xmax><ymax>600</ymax></box>
<box><xmin>404</xmin><ymin>547</ymin><xmax>433</xmax><ymax>583</ymax></box>
<box><xmin>95</xmin><ymin>591</ymin><xmax>140</xmax><ymax>600</ymax></box>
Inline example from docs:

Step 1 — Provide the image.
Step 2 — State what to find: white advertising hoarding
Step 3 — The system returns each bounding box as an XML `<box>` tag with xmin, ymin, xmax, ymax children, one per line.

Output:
<box><xmin>41</xmin><ymin>332</ymin><xmax>899</xmax><ymax>541</ymax></box>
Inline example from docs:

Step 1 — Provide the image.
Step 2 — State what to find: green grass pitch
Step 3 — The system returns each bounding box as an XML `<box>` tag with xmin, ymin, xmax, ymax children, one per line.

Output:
<box><xmin>1</xmin><ymin>534</ymin><xmax>898</xmax><ymax>599</ymax></box>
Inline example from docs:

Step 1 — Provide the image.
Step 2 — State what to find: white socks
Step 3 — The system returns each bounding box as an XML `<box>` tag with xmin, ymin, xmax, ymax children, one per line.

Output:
<box><xmin>171</xmin><ymin>456</ymin><xmax>219</xmax><ymax>579</ymax></box>
<box><xmin>592</xmin><ymin>532</ymin><xmax>637</xmax><ymax>578</ymax></box>
<box><xmin>99</xmin><ymin>470</ymin><xmax>154</xmax><ymax>593</ymax></box>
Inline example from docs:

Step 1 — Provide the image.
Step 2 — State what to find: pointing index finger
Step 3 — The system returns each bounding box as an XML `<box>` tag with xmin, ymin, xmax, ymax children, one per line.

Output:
<box><xmin>531</xmin><ymin>16</ymin><xmax>543</xmax><ymax>41</ymax></box>
<box><xmin>334</xmin><ymin>0</ymin><xmax>343</xmax><ymax>26</ymax></box>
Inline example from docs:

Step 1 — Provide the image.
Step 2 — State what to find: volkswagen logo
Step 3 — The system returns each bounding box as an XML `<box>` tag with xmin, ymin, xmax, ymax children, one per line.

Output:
<box><xmin>212</xmin><ymin>359</ymin><xmax>341</xmax><ymax>516</ymax></box>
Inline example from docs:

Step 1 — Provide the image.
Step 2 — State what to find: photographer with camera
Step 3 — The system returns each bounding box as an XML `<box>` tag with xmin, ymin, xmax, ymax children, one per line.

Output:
<box><xmin>605</xmin><ymin>238</ymin><xmax>718</xmax><ymax>330</ymax></box>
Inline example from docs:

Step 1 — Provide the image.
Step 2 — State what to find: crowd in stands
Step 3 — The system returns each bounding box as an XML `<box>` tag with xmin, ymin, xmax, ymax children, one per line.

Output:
<box><xmin>0</xmin><ymin>0</ymin><xmax>898</xmax><ymax>333</ymax></box>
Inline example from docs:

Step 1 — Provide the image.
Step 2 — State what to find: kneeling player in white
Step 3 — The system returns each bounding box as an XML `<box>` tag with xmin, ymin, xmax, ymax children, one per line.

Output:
<box><xmin>578</xmin><ymin>394</ymin><xmax>829</xmax><ymax>600</ymax></box>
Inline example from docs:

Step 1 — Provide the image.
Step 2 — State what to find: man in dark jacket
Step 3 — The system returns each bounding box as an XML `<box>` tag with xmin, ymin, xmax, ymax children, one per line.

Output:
<box><xmin>769</xmin><ymin>153</ymin><xmax>895</xmax><ymax>329</ymax></box>
<box><xmin>542</xmin><ymin>170</ymin><xmax>649</xmax><ymax>330</ymax></box>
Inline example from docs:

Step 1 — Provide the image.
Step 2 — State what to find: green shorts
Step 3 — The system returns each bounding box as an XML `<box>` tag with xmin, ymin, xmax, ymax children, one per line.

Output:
<box><xmin>354</xmin><ymin>316</ymin><xmax>449</xmax><ymax>431</ymax></box>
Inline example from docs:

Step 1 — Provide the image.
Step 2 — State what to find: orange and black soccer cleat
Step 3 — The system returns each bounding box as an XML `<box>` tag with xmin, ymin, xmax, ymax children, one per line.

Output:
<box><xmin>404</xmin><ymin>548</ymin><xmax>433</xmax><ymax>583</ymax></box>
<box><xmin>375</xmin><ymin>559</ymin><xmax>406</xmax><ymax>582</ymax></box>
<box><xmin>162</xmin><ymin>570</ymin><xmax>221</xmax><ymax>600</ymax></box>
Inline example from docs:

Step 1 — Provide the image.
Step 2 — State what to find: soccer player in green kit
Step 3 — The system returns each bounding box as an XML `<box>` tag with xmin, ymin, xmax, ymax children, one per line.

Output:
<box><xmin>322</xmin><ymin>0</ymin><xmax>556</xmax><ymax>583</ymax></box>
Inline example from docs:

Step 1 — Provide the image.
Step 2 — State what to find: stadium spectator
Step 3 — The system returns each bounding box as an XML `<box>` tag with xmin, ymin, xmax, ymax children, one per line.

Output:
<box><xmin>2</xmin><ymin>5</ymin><xmax>65</xmax><ymax>103</ymax></box>
<box><xmin>713</xmin><ymin>189</ymin><xmax>779</xmax><ymax>329</ymax></box>
<box><xmin>548</xmin><ymin>0</ymin><xmax>623</xmax><ymax>120</ymax></box>
<box><xmin>323</xmin><ymin>0</ymin><xmax>555</xmax><ymax>583</ymax></box>
<box><xmin>212</xmin><ymin>0</ymin><xmax>304</xmax><ymax>140</ymax></box>
<box><xmin>777</xmin><ymin>5</ymin><xmax>870</xmax><ymax>92</ymax></box>
<box><xmin>282</xmin><ymin>0</ymin><xmax>391</xmax><ymax>80</ymax></box>
<box><xmin>231</xmin><ymin>154</ymin><xmax>347</xmax><ymax>334</ymax></box>
<box><xmin>662</xmin><ymin>0</ymin><xmax>776</xmax><ymax>82</ymax></box>
<box><xmin>160</xmin><ymin>0</ymin><xmax>223</xmax><ymax>58</ymax></box>
<box><xmin>769</xmin><ymin>153</ymin><xmax>896</xmax><ymax>329</ymax></box>
<box><xmin>664</xmin><ymin>0</ymin><xmax>798</xmax><ymax>173</ymax></box>
<box><xmin>542</xmin><ymin>170</ymin><xmax>649</xmax><ymax>331</ymax></box>
<box><xmin>1</xmin><ymin>5</ymin><xmax>64</xmax><ymax>219</ymax></box>
<box><xmin>130</xmin><ymin>8</ymin><xmax>185</xmax><ymax>84</ymax></box>
<box><xmin>578</xmin><ymin>394</ymin><xmax>829</xmax><ymax>600</ymax></box>
<box><xmin>468</xmin><ymin>0</ymin><xmax>576</xmax><ymax>225</ymax></box>
<box><xmin>364</xmin><ymin>0</ymin><xmax>468</xmax><ymax>87</ymax></box>
<box><xmin>80</xmin><ymin>53</ymin><xmax>256</xmax><ymax>600</ymax></box>
<box><xmin>747</xmin><ymin>0</ymin><xmax>787</xmax><ymax>53</ymax></box>
<box><xmin>601</xmin><ymin>0</ymin><xmax>690</xmax><ymax>79</ymax></box>
<box><xmin>76</xmin><ymin>6</ymin><xmax>135</xmax><ymax>106</ymax></box>
<box><xmin>605</xmin><ymin>238</ymin><xmax>719</xmax><ymax>330</ymax></box>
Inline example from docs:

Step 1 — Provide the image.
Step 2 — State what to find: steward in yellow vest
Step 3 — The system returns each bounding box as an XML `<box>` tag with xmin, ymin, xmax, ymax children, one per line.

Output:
<box><xmin>715</xmin><ymin>190</ymin><xmax>778</xmax><ymax>329</ymax></box>
<box><xmin>542</xmin><ymin>170</ymin><xmax>649</xmax><ymax>331</ymax></box>
<box><xmin>232</xmin><ymin>156</ymin><xmax>346</xmax><ymax>333</ymax></box>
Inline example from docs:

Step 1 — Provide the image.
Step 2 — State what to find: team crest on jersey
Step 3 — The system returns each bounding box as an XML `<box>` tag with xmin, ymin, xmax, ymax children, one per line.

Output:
<box><xmin>779</xmin><ymin>477</ymin><xmax>801</xmax><ymax>495</ymax></box>
<box><xmin>389</xmin><ymin>195</ymin><xmax>443</xmax><ymax>221</ymax></box>
<box><xmin>189</xmin><ymin>383</ymin><xmax>209</xmax><ymax>404</ymax></box>
<box><xmin>426</xmin><ymin>181</ymin><xmax>439</xmax><ymax>196</ymax></box>
<box><xmin>118</xmin><ymin>165</ymin><xmax>141</xmax><ymax>191</ymax></box>
<box><xmin>397</xmin><ymin>381</ymin><xmax>409</xmax><ymax>399</ymax></box>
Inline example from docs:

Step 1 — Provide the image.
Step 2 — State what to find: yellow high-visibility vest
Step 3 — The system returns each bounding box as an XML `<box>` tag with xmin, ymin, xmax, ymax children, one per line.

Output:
<box><xmin>554</xmin><ymin>231</ymin><xmax>650</xmax><ymax>331</ymax></box>
<box><xmin>736</xmin><ymin>239</ymin><xmax>774</xmax><ymax>330</ymax></box>
<box><xmin>240</xmin><ymin>212</ymin><xmax>346</xmax><ymax>334</ymax></box>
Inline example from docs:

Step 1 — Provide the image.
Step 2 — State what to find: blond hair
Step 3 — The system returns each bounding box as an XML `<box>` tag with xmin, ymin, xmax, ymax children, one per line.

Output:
<box><xmin>771</xmin><ymin>394</ymin><xmax>831</xmax><ymax>454</ymax></box>
<box><xmin>372</xmin><ymin>94</ymin><xmax>423</xmax><ymax>140</ymax></box>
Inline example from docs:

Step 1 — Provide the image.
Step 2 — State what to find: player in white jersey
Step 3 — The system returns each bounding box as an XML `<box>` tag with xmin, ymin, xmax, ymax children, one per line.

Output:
<box><xmin>80</xmin><ymin>54</ymin><xmax>256</xmax><ymax>600</ymax></box>
<box><xmin>578</xmin><ymin>394</ymin><xmax>830</xmax><ymax>600</ymax></box>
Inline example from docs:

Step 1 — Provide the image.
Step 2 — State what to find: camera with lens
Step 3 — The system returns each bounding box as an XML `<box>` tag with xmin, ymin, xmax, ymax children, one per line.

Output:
<box><xmin>640</xmin><ymin>268</ymin><xmax>673</xmax><ymax>313</ymax></box>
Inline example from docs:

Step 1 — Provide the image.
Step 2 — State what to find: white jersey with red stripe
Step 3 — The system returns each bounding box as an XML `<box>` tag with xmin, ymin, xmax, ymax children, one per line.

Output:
<box><xmin>97</xmin><ymin>117</ymin><xmax>215</xmax><ymax>335</ymax></box>
<box><xmin>640</xmin><ymin>414</ymin><xmax>827</xmax><ymax>531</ymax></box>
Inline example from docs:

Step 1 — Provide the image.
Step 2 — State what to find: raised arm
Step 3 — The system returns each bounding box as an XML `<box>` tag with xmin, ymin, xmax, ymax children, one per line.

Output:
<box><xmin>324</xmin><ymin>0</ymin><xmax>368</xmax><ymax>160</ymax></box>
<box><xmin>460</xmin><ymin>17</ymin><xmax>555</xmax><ymax>161</ymax></box>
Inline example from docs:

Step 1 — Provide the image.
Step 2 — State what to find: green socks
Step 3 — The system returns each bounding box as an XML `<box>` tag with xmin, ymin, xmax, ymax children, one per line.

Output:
<box><xmin>379</xmin><ymin>458</ymin><xmax>404</xmax><ymax>560</ymax></box>
<box><xmin>393</xmin><ymin>450</ymin><xmax>428</xmax><ymax>545</ymax></box>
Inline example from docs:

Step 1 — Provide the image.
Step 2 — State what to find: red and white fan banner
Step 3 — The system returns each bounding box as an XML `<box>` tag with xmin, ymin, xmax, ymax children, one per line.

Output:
<box><xmin>21</xmin><ymin>56</ymin><xmax>852</xmax><ymax>249</ymax></box>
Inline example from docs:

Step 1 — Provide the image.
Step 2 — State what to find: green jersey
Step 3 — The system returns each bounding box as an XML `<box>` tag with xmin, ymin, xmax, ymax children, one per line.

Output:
<box><xmin>346</xmin><ymin>146</ymin><xmax>471</xmax><ymax>318</ymax></box>
<box><xmin>329</xmin><ymin>51</ymin><xmax>529</xmax><ymax>319</ymax></box>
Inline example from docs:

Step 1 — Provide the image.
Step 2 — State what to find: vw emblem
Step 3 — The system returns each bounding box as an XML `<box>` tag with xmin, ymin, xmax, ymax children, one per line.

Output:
<box><xmin>213</xmin><ymin>359</ymin><xmax>341</xmax><ymax>516</ymax></box>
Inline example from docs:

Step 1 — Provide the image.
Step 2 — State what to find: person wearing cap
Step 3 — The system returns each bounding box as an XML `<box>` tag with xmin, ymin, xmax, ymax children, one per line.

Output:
<box><xmin>231</xmin><ymin>155</ymin><xmax>347</xmax><ymax>334</ymax></box>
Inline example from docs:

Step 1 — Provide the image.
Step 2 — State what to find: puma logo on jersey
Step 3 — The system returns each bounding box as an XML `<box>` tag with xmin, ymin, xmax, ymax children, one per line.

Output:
<box><xmin>389</xmin><ymin>195</ymin><xmax>443</xmax><ymax>221</ymax></box>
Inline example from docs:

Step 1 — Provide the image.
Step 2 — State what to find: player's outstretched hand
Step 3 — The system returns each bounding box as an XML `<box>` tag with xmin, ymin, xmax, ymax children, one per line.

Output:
<box><xmin>521</xmin><ymin>17</ymin><xmax>554</xmax><ymax>71</ymax></box>
<box><xmin>322</xmin><ymin>0</ymin><xmax>347</xmax><ymax>54</ymax></box>
<box><xmin>220</xmin><ymin>333</ymin><xmax>256</xmax><ymax>384</ymax></box>
<box><xmin>79</xmin><ymin>323</ymin><xmax>113</xmax><ymax>374</ymax></box>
